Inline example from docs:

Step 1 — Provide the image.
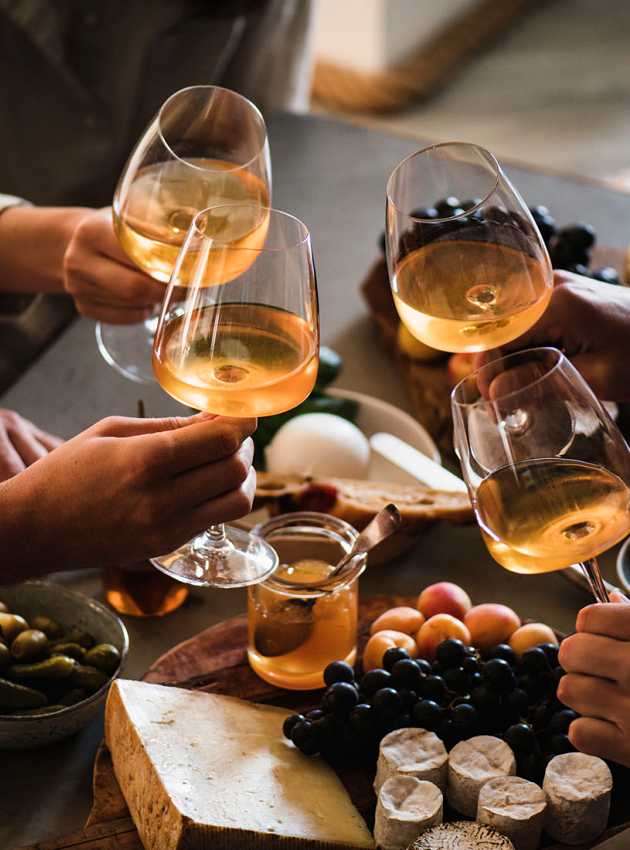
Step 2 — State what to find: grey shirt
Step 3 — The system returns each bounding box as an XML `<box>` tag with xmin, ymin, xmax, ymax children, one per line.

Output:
<box><xmin>0</xmin><ymin>0</ymin><xmax>314</xmax><ymax>207</ymax></box>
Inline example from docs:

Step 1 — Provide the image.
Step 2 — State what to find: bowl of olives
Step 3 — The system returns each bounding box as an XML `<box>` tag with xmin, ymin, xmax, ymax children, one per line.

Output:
<box><xmin>0</xmin><ymin>580</ymin><xmax>129</xmax><ymax>749</ymax></box>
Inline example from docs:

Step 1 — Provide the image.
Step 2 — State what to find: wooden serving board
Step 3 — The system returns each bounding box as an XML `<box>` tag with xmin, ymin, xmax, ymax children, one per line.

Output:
<box><xmin>19</xmin><ymin>594</ymin><xmax>630</xmax><ymax>850</ymax></box>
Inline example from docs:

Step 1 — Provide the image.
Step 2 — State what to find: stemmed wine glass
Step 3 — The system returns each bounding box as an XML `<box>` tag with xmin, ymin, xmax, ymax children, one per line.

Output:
<box><xmin>451</xmin><ymin>347</ymin><xmax>630</xmax><ymax>603</ymax></box>
<box><xmin>97</xmin><ymin>85</ymin><xmax>271</xmax><ymax>383</ymax></box>
<box><xmin>151</xmin><ymin>203</ymin><xmax>319</xmax><ymax>587</ymax></box>
<box><xmin>386</xmin><ymin>142</ymin><xmax>553</xmax><ymax>353</ymax></box>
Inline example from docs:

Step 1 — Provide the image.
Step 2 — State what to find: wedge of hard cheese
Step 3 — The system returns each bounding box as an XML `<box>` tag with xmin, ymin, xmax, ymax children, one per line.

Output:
<box><xmin>105</xmin><ymin>680</ymin><xmax>374</xmax><ymax>850</ymax></box>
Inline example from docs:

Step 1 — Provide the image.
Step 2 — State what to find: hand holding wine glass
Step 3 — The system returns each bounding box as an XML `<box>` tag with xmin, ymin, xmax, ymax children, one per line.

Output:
<box><xmin>451</xmin><ymin>347</ymin><xmax>630</xmax><ymax>603</ymax></box>
<box><xmin>386</xmin><ymin>142</ymin><xmax>553</xmax><ymax>353</ymax></box>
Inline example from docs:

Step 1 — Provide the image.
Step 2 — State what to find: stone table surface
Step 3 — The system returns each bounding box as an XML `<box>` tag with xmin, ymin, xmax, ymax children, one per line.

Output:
<box><xmin>2</xmin><ymin>112</ymin><xmax>629</xmax><ymax>849</ymax></box>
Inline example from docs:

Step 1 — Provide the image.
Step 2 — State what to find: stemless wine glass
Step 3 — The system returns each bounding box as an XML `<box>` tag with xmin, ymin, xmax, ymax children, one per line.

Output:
<box><xmin>386</xmin><ymin>142</ymin><xmax>553</xmax><ymax>353</ymax></box>
<box><xmin>97</xmin><ymin>85</ymin><xmax>271</xmax><ymax>383</ymax></box>
<box><xmin>451</xmin><ymin>347</ymin><xmax>630</xmax><ymax>603</ymax></box>
<box><xmin>151</xmin><ymin>203</ymin><xmax>319</xmax><ymax>587</ymax></box>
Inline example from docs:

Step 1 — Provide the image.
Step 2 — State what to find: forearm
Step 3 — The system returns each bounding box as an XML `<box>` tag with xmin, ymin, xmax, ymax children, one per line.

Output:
<box><xmin>0</xmin><ymin>475</ymin><xmax>57</xmax><ymax>582</ymax></box>
<box><xmin>0</xmin><ymin>206</ymin><xmax>89</xmax><ymax>294</ymax></box>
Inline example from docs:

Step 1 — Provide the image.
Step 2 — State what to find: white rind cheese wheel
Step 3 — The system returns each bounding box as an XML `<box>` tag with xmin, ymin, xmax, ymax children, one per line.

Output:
<box><xmin>447</xmin><ymin>735</ymin><xmax>516</xmax><ymax>817</ymax></box>
<box><xmin>374</xmin><ymin>775</ymin><xmax>443</xmax><ymax>850</ymax></box>
<box><xmin>374</xmin><ymin>728</ymin><xmax>448</xmax><ymax>794</ymax></box>
<box><xmin>477</xmin><ymin>776</ymin><xmax>546</xmax><ymax>850</ymax></box>
<box><xmin>407</xmin><ymin>821</ymin><xmax>515</xmax><ymax>849</ymax></box>
<box><xmin>543</xmin><ymin>752</ymin><xmax>613</xmax><ymax>846</ymax></box>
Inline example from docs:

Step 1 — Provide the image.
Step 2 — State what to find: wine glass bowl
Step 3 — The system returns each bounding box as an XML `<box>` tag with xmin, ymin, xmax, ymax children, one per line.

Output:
<box><xmin>97</xmin><ymin>85</ymin><xmax>271</xmax><ymax>383</ymax></box>
<box><xmin>151</xmin><ymin>204</ymin><xmax>319</xmax><ymax>587</ymax></box>
<box><xmin>386</xmin><ymin>142</ymin><xmax>552</xmax><ymax>353</ymax></box>
<box><xmin>451</xmin><ymin>347</ymin><xmax>630</xmax><ymax>601</ymax></box>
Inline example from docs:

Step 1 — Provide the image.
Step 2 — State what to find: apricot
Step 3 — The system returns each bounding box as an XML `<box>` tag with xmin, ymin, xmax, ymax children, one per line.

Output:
<box><xmin>363</xmin><ymin>629</ymin><xmax>418</xmax><ymax>672</ymax></box>
<box><xmin>447</xmin><ymin>352</ymin><xmax>476</xmax><ymax>386</ymax></box>
<box><xmin>370</xmin><ymin>606</ymin><xmax>425</xmax><ymax>636</ymax></box>
<box><xmin>509</xmin><ymin>623</ymin><xmax>558</xmax><ymax>657</ymax></box>
<box><xmin>415</xmin><ymin>614</ymin><xmax>472</xmax><ymax>661</ymax></box>
<box><xmin>464</xmin><ymin>603</ymin><xmax>521</xmax><ymax>652</ymax></box>
<box><xmin>417</xmin><ymin>582</ymin><xmax>472</xmax><ymax>621</ymax></box>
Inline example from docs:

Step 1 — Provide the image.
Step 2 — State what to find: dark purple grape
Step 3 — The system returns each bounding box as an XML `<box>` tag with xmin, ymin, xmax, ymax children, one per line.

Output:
<box><xmin>519</xmin><ymin>673</ymin><xmax>545</xmax><ymax>702</ymax></box>
<box><xmin>283</xmin><ymin>713</ymin><xmax>305</xmax><ymax>739</ymax></box>
<box><xmin>438</xmin><ymin>717</ymin><xmax>458</xmax><ymax>749</ymax></box>
<box><xmin>372</xmin><ymin>687</ymin><xmax>403</xmax><ymax>721</ymax></box>
<box><xmin>521</xmin><ymin>647</ymin><xmax>551</xmax><ymax>674</ymax></box>
<box><xmin>392</xmin><ymin>658</ymin><xmax>423</xmax><ymax>690</ymax></box>
<box><xmin>360</xmin><ymin>668</ymin><xmax>392</xmax><ymax>696</ymax></box>
<box><xmin>324</xmin><ymin>660</ymin><xmax>356</xmax><ymax>687</ymax></box>
<box><xmin>412</xmin><ymin>699</ymin><xmax>442</xmax><ymax>730</ymax></box>
<box><xmin>532</xmin><ymin>701</ymin><xmax>554</xmax><ymax>730</ymax></box>
<box><xmin>591</xmin><ymin>266</ymin><xmax>620</xmax><ymax>284</ymax></box>
<box><xmin>529</xmin><ymin>204</ymin><xmax>551</xmax><ymax>221</ymax></box>
<box><xmin>504</xmin><ymin>722</ymin><xmax>535</xmax><ymax>752</ymax></box>
<box><xmin>431</xmin><ymin>660</ymin><xmax>445</xmax><ymax>676</ymax></box>
<box><xmin>321</xmin><ymin>682</ymin><xmax>359</xmax><ymax>717</ymax></box>
<box><xmin>462</xmin><ymin>198</ymin><xmax>482</xmax><ymax>212</ymax></box>
<box><xmin>422</xmin><ymin>675</ymin><xmax>448</xmax><ymax>703</ymax></box>
<box><xmin>506</xmin><ymin>688</ymin><xmax>529</xmax><ymax>716</ymax></box>
<box><xmin>463</xmin><ymin>656</ymin><xmax>481</xmax><ymax>674</ymax></box>
<box><xmin>349</xmin><ymin>703</ymin><xmax>377</xmax><ymax>739</ymax></box>
<box><xmin>444</xmin><ymin>666</ymin><xmax>469</xmax><ymax>695</ymax></box>
<box><xmin>564</xmin><ymin>263</ymin><xmax>590</xmax><ymax>276</ymax></box>
<box><xmin>483</xmin><ymin>658</ymin><xmax>517</xmax><ymax>692</ymax></box>
<box><xmin>435</xmin><ymin>197</ymin><xmax>462</xmax><ymax>218</ymax></box>
<box><xmin>452</xmin><ymin>703</ymin><xmax>479</xmax><ymax>736</ymax></box>
<box><xmin>416</xmin><ymin>659</ymin><xmax>432</xmax><ymax>676</ymax></box>
<box><xmin>553</xmin><ymin>665</ymin><xmax>566</xmax><ymax>688</ymax></box>
<box><xmin>550</xmin><ymin>733</ymin><xmax>575</xmax><ymax>755</ymax></box>
<box><xmin>539</xmin><ymin>643</ymin><xmax>560</xmax><ymax>667</ymax></box>
<box><xmin>471</xmin><ymin>684</ymin><xmax>502</xmax><ymax>713</ymax></box>
<box><xmin>305</xmin><ymin>709</ymin><xmax>325</xmax><ymax>722</ymax></box>
<box><xmin>391</xmin><ymin>713</ymin><xmax>412</xmax><ymax>731</ymax></box>
<box><xmin>549</xmin><ymin>709</ymin><xmax>579</xmax><ymax>735</ymax></box>
<box><xmin>467</xmin><ymin>671</ymin><xmax>483</xmax><ymax>691</ymax></box>
<box><xmin>518</xmin><ymin>752</ymin><xmax>544</xmax><ymax>783</ymax></box>
<box><xmin>557</xmin><ymin>223</ymin><xmax>596</xmax><ymax>252</ymax></box>
<box><xmin>410</xmin><ymin>206</ymin><xmax>439</xmax><ymax>220</ymax></box>
<box><xmin>486</xmin><ymin>644</ymin><xmax>517</xmax><ymax>666</ymax></box>
<box><xmin>383</xmin><ymin>647</ymin><xmax>409</xmax><ymax>672</ymax></box>
<box><xmin>291</xmin><ymin>720</ymin><xmax>320</xmax><ymax>755</ymax></box>
<box><xmin>436</xmin><ymin>639</ymin><xmax>467</xmax><ymax>669</ymax></box>
<box><xmin>398</xmin><ymin>688</ymin><xmax>419</xmax><ymax>712</ymax></box>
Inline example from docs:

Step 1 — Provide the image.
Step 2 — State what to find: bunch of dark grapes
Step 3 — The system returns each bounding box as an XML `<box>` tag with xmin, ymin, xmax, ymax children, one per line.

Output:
<box><xmin>283</xmin><ymin>639</ymin><xmax>578</xmax><ymax>781</ymax></box>
<box><xmin>378</xmin><ymin>198</ymin><xmax>620</xmax><ymax>285</ymax></box>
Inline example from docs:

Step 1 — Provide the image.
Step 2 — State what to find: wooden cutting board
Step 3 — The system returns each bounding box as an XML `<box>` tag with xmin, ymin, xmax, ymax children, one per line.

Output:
<box><xmin>18</xmin><ymin>594</ymin><xmax>630</xmax><ymax>850</ymax></box>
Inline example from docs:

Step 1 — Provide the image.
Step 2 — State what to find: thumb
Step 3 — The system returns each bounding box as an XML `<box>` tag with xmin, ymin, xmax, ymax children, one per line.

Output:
<box><xmin>93</xmin><ymin>412</ymin><xmax>217</xmax><ymax>438</ymax></box>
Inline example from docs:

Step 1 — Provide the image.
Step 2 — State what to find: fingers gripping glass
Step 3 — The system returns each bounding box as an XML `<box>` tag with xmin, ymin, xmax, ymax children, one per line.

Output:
<box><xmin>96</xmin><ymin>85</ymin><xmax>272</xmax><ymax>384</ymax></box>
<box><xmin>151</xmin><ymin>204</ymin><xmax>319</xmax><ymax>588</ymax></box>
<box><xmin>451</xmin><ymin>347</ymin><xmax>630</xmax><ymax>603</ymax></box>
<box><xmin>386</xmin><ymin>142</ymin><xmax>553</xmax><ymax>353</ymax></box>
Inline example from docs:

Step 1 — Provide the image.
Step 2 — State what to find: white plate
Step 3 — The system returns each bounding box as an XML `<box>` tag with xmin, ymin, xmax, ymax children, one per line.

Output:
<box><xmin>327</xmin><ymin>387</ymin><xmax>441</xmax><ymax>481</ymax></box>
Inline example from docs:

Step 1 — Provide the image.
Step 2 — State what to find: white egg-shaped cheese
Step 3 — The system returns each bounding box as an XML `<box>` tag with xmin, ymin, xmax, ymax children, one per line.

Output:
<box><xmin>265</xmin><ymin>413</ymin><xmax>370</xmax><ymax>478</ymax></box>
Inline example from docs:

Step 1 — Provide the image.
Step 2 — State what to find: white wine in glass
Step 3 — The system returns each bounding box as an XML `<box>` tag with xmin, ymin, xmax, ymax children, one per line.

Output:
<box><xmin>98</xmin><ymin>85</ymin><xmax>271</xmax><ymax>383</ymax></box>
<box><xmin>451</xmin><ymin>347</ymin><xmax>630</xmax><ymax>602</ymax></box>
<box><xmin>386</xmin><ymin>143</ymin><xmax>552</xmax><ymax>353</ymax></box>
<box><xmin>152</xmin><ymin>204</ymin><xmax>319</xmax><ymax>588</ymax></box>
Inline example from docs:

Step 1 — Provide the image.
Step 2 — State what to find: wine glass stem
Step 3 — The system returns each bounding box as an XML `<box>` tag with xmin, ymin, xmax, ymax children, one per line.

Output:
<box><xmin>206</xmin><ymin>524</ymin><xmax>227</xmax><ymax>547</ymax></box>
<box><xmin>579</xmin><ymin>557</ymin><xmax>610</xmax><ymax>603</ymax></box>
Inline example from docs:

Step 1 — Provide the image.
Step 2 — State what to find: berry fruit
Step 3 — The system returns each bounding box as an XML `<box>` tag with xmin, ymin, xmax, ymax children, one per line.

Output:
<box><xmin>382</xmin><ymin>646</ymin><xmax>410</xmax><ymax>671</ymax></box>
<box><xmin>436</xmin><ymin>638</ymin><xmax>467</xmax><ymax>668</ymax></box>
<box><xmin>323</xmin><ymin>660</ymin><xmax>355</xmax><ymax>687</ymax></box>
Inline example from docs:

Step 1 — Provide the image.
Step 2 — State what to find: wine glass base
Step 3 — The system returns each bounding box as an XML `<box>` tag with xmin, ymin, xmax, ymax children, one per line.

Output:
<box><xmin>95</xmin><ymin>317</ymin><xmax>159</xmax><ymax>385</ymax></box>
<box><xmin>151</xmin><ymin>525</ymin><xmax>279</xmax><ymax>588</ymax></box>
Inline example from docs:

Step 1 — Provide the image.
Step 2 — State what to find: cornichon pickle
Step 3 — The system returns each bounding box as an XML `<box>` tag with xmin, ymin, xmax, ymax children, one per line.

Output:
<box><xmin>7</xmin><ymin>654</ymin><xmax>76</xmax><ymax>682</ymax></box>
<box><xmin>30</xmin><ymin>615</ymin><xmax>64</xmax><ymax>640</ymax></box>
<box><xmin>0</xmin><ymin>643</ymin><xmax>11</xmax><ymax>671</ymax></box>
<box><xmin>11</xmin><ymin>629</ymin><xmax>49</xmax><ymax>662</ymax></box>
<box><xmin>58</xmin><ymin>688</ymin><xmax>88</xmax><ymax>707</ymax></box>
<box><xmin>0</xmin><ymin>677</ymin><xmax>47</xmax><ymax>709</ymax></box>
<box><xmin>62</xmin><ymin>630</ymin><xmax>95</xmax><ymax>649</ymax></box>
<box><xmin>0</xmin><ymin>613</ymin><xmax>29</xmax><ymax>642</ymax></box>
<box><xmin>85</xmin><ymin>644</ymin><xmax>121</xmax><ymax>674</ymax></box>
<box><xmin>50</xmin><ymin>642</ymin><xmax>86</xmax><ymax>662</ymax></box>
<box><xmin>70</xmin><ymin>664</ymin><xmax>109</xmax><ymax>693</ymax></box>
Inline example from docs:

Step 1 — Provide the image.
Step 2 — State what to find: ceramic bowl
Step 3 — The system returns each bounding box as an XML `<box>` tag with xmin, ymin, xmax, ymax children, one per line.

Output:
<box><xmin>0</xmin><ymin>581</ymin><xmax>128</xmax><ymax>750</ymax></box>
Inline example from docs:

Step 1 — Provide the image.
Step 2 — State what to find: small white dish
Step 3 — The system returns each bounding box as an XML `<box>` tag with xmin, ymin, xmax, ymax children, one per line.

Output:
<box><xmin>326</xmin><ymin>387</ymin><xmax>441</xmax><ymax>479</ymax></box>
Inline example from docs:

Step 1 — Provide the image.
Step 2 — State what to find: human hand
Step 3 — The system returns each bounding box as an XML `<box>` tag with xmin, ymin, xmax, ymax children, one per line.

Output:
<box><xmin>483</xmin><ymin>272</ymin><xmax>630</xmax><ymax>401</ymax></box>
<box><xmin>63</xmin><ymin>208</ymin><xmax>164</xmax><ymax>324</ymax></box>
<box><xmin>558</xmin><ymin>594</ymin><xmax>630</xmax><ymax>767</ymax></box>
<box><xmin>0</xmin><ymin>409</ymin><xmax>63</xmax><ymax>482</ymax></box>
<box><xmin>0</xmin><ymin>413</ymin><xmax>256</xmax><ymax>580</ymax></box>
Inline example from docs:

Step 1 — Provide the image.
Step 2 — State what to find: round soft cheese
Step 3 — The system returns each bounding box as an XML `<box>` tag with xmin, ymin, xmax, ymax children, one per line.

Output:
<box><xmin>374</xmin><ymin>775</ymin><xmax>443</xmax><ymax>850</ymax></box>
<box><xmin>543</xmin><ymin>752</ymin><xmax>612</xmax><ymax>845</ymax></box>
<box><xmin>408</xmin><ymin>821</ymin><xmax>515</xmax><ymax>849</ymax></box>
<box><xmin>447</xmin><ymin>735</ymin><xmax>516</xmax><ymax>817</ymax></box>
<box><xmin>374</xmin><ymin>728</ymin><xmax>449</xmax><ymax>794</ymax></box>
<box><xmin>477</xmin><ymin>776</ymin><xmax>547</xmax><ymax>850</ymax></box>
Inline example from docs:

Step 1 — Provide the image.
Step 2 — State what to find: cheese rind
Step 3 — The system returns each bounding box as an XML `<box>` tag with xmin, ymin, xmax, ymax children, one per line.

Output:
<box><xmin>374</xmin><ymin>728</ymin><xmax>448</xmax><ymax>794</ymax></box>
<box><xmin>408</xmin><ymin>821</ymin><xmax>515</xmax><ymax>849</ymax></box>
<box><xmin>477</xmin><ymin>776</ymin><xmax>546</xmax><ymax>850</ymax></box>
<box><xmin>374</xmin><ymin>776</ymin><xmax>442</xmax><ymax>850</ymax></box>
<box><xmin>105</xmin><ymin>680</ymin><xmax>374</xmax><ymax>850</ymax></box>
<box><xmin>543</xmin><ymin>752</ymin><xmax>612</xmax><ymax>846</ymax></box>
<box><xmin>446</xmin><ymin>735</ymin><xmax>516</xmax><ymax>817</ymax></box>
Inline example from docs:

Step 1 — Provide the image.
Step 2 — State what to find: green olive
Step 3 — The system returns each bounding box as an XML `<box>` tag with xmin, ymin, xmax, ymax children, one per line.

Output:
<box><xmin>70</xmin><ymin>664</ymin><xmax>109</xmax><ymax>693</ymax></box>
<box><xmin>0</xmin><ymin>613</ymin><xmax>29</xmax><ymax>643</ymax></box>
<box><xmin>62</xmin><ymin>630</ymin><xmax>95</xmax><ymax>649</ymax></box>
<box><xmin>0</xmin><ymin>677</ymin><xmax>47</xmax><ymax>710</ymax></box>
<box><xmin>85</xmin><ymin>643</ymin><xmax>121</xmax><ymax>674</ymax></box>
<box><xmin>30</xmin><ymin>615</ymin><xmax>64</xmax><ymax>640</ymax></box>
<box><xmin>0</xmin><ymin>643</ymin><xmax>10</xmax><ymax>671</ymax></box>
<box><xmin>11</xmin><ymin>629</ymin><xmax>49</xmax><ymax>662</ymax></box>
<box><xmin>7</xmin><ymin>655</ymin><xmax>76</xmax><ymax>683</ymax></box>
<box><xmin>50</xmin><ymin>642</ymin><xmax>86</xmax><ymax>663</ymax></box>
<box><xmin>58</xmin><ymin>688</ymin><xmax>88</xmax><ymax>707</ymax></box>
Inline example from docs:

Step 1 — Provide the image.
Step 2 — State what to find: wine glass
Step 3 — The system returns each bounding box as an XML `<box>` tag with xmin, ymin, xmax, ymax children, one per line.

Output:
<box><xmin>96</xmin><ymin>85</ymin><xmax>271</xmax><ymax>383</ymax></box>
<box><xmin>451</xmin><ymin>347</ymin><xmax>630</xmax><ymax>603</ymax></box>
<box><xmin>386</xmin><ymin>142</ymin><xmax>553</xmax><ymax>353</ymax></box>
<box><xmin>151</xmin><ymin>204</ymin><xmax>319</xmax><ymax>587</ymax></box>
